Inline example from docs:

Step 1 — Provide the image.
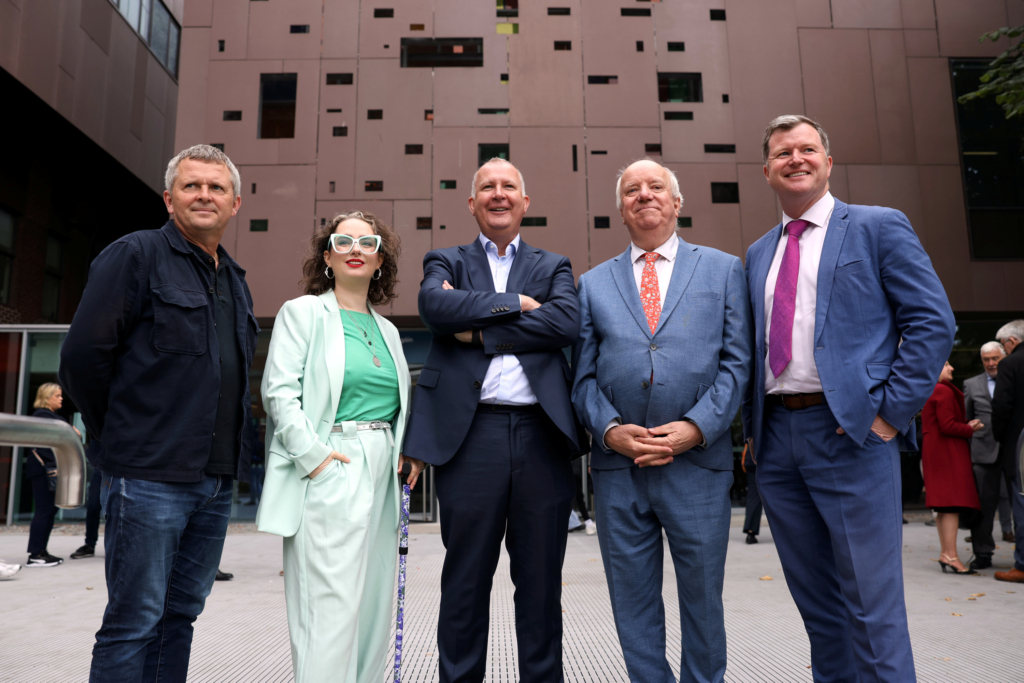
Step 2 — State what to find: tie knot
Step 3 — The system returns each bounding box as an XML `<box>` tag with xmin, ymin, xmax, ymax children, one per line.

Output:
<box><xmin>786</xmin><ymin>219</ymin><xmax>811</xmax><ymax>238</ymax></box>
<box><xmin>644</xmin><ymin>252</ymin><xmax>659</xmax><ymax>264</ymax></box>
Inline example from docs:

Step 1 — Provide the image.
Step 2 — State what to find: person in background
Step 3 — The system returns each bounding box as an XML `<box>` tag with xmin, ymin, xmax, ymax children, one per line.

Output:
<box><xmin>992</xmin><ymin>320</ymin><xmax>1024</xmax><ymax>583</ymax></box>
<box><xmin>570</xmin><ymin>457</ymin><xmax>596</xmax><ymax>535</ymax></box>
<box><xmin>71</xmin><ymin>442</ymin><xmax>103</xmax><ymax>560</ymax></box>
<box><xmin>59</xmin><ymin>144</ymin><xmax>258</xmax><ymax>683</ymax></box>
<box><xmin>256</xmin><ymin>211</ymin><xmax>421</xmax><ymax>683</ymax></box>
<box><xmin>922</xmin><ymin>361</ymin><xmax>982</xmax><ymax>575</ymax></box>
<box><xmin>965</xmin><ymin>341</ymin><xmax>1009</xmax><ymax>569</ymax></box>
<box><xmin>247</xmin><ymin>422</ymin><xmax>265</xmax><ymax>505</ymax></box>
<box><xmin>26</xmin><ymin>382</ymin><xmax>80</xmax><ymax>567</ymax></box>
<box><xmin>741</xmin><ymin>443</ymin><xmax>762</xmax><ymax>544</ymax></box>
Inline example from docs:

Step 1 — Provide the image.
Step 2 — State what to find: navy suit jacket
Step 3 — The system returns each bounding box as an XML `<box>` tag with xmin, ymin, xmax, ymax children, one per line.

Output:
<box><xmin>742</xmin><ymin>198</ymin><xmax>955</xmax><ymax>453</ymax></box>
<box><xmin>572</xmin><ymin>236</ymin><xmax>753</xmax><ymax>471</ymax></box>
<box><xmin>404</xmin><ymin>237</ymin><xmax>583</xmax><ymax>466</ymax></box>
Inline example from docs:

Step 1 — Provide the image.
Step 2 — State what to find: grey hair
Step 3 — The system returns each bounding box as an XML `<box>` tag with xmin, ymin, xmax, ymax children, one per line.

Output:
<box><xmin>980</xmin><ymin>341</ymin><xmax>1007</xmax><ymax>356</ymax></box>
<box><xmin>996</xmin><ymin>320</ymin><xmax>1024</xmax><ymax>344</ymax></box>
<box><xmin>762</xmin><ymin>115</ymin><xmax>831</xmax><ymax>166</ymax></box>
<box><xmin>615</xmin><ymin>158</ymin><xmax>683</xmax><ymax>211</ymax></box>
<box><xmin>470</xmin><ymin>158</ymin><xmax>525</xmax><ymax>198</ymax></box>
<box><xmin>165</xmin><ymin>144</ymin><xmax>241</xmax><ymax>197</ymax></box>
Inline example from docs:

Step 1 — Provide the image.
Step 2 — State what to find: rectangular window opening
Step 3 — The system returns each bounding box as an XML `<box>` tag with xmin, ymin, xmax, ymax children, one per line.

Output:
<box><xmin>424</xmin><ymin>109</ymin><xmax>434</xmax><ymax>120</ymax></box>
<box><xmin>290</xmin><ymin>25</ymin><xmax>310</xmax><ymax>33</ymax></box>
<box><xmin>594</xmin><ymin>216</ymin><xmax>610</xmax><ymax>229</ymax></box>
<box><xmin>554</xmin><ymin>41</ymin><xmax>571</xmax><ymax>50</ymax></box>
<box><xmin>251</xmin><ymin>183</ymin><xmax>257</xmax><ymax>194</ymax></box>
<box><xmin>677</xmin><ymin>217</ymin><xmax>693</xmax><ymax>228</ymax></box>
<box><xmin>478</xmin><ymin>108</ymin><xmax>509</xmax><ymax>115</ymax></box>
<box><xmin>636</xmin><ymin>41</ymin><xmax>644</xmax><ymax>52</ymax></box>
<box><xmin>658</xmin><ymin>72</ymin><xmax>703</xmax><ymax>103</ymax></box>
<box><xmin>365</xmin><ymin>181</ymin><xmax>384</xmax><ymax>192</ymax></box>
<box><xmin>326</xmin><ymin>108</ymin><xmax>342</xmax><ymax>113</ymax></box>
<box><xmin>478</xmin><ymin>143</ymin><xmax>510</xmax><ymax>167</ymax></box>
<box><xmin>440</xmin><ymin>180</ymin><xmax>457</xmax><ymax>190</ymax></box>
<box><xmin>591</xmin><ymin>150</ymin><xmax>607</xmax><ymax>155</ymax></box>
<box><xmin>500</xmin><ymin>73</ymin><xmax>509</xmax><ymax>83</ymax></box>
<box><xmin>711</xmin><ymin>182</ymin><xmax>739</xmax><ymax>204</ymax></box>
<box><xmin>548</xmin><ymin>8</ymin><xmax>570</xmax><ymax>16</ymax></box>
<box><xmin>621</xmin><ymin>8</ymin><xmax>651</xmax><ymax>16</ymax></box>
<box><xmin>588</xmin><ymin>75</ymin><xmax>618</xmax><ymax>84</ymax></box>
<box><xmin>410</xmin><ymin>23</ymin><xmax>425</xmax><ymax>30</ymax></box>
<box><xmin>374</xmin><ymin>8</ymin><xmax>394</xmax><ymax>18</ymax></box>
<box><xmin>223</xmin><ymin>110</ymin><xmax>242</xmax><ymax>121</ymax></box>
<box><xmin>329</xmin><ymin>182</ymin><xmax>336</xmax><ymax>193</ymax></box>
<box><xmin>367</xmin><ymin>109</ymin><xmax>383</xmax><ymax>119</ymax></box>
<box><xmin>722</xmin><ymin>93</ymin><xmax>730</xmax><ymax>103</ymax></box>
<box><xmin>217</xmin><ymin>39</ymin><xmax>225</xmax><ymax>52</ymax></box>
<box><xmin>149</xmin><ymin>0</ymin><xmax>180</xmax><ymax>76</ymax></box>
<box><xmin>250</xmin><ymin>219</ymin><xmax>269</xmax><ymax>232</ymax></box>
<box><xmin>645</xmin><ymin>143</ymin><xmax>662</xmax><ymax>155</ymax></box>
<box><xmin>405</xmin><ymin>144</ymin><xmax>424</xmax><ymax>154</ymax></box>
<box><xmin>704</xmin><ymin>144</ymin><xmax>735</xmax><ymax>153</ymax></box>
<box><xmin>572</xmin><ymin>144</ymin><xmax>578</xmax><ymax>172</ymax></box>
<box><xmin>710</xmin><ymin>9</ymin><xmax>726</xmax><ymax>20</ymax></box>
<box><xmin>332</xmin><ymin>126</ymin><xmax>348</xmax><ymax>137</ymax></box>
<box><xmin>496</xmin><ymin>22</ymin><xmax>519</xmax><ymax>35</ymax></box>
<box><xmin>497</xmin><ymin>0</ymin><xmax>518</xmax><ymax>17</ymax></box>
<box><xmin>416</xmin><ymin>217</ymin><xmax>432</xmax><ymax>230</ymax></box>
<box><xmin>326</xmin><ymin>73</ymin><xmax>353</xmax><ymax>85</ymax></box>
<box><xmin>664</xmin><ymin>111</ymin><xmax>693</xmax><ymax>120</ymax></box>
<box><xmin>402</xmin><ymin>38</ymin><xmax>484</xmax><ymax>67</ymax></box>
<box><xmin>259</xmin><ymin>73</ymin><xmax>297</xmax><ymax>139</ymax></box>
<box><xmin>667</xmin><ymin>42</ymin><xmax>685</xmax><ymax>52</ymax></box>
<box><xmin>211</xmin><ymin>143</ymin><xmax>224</xmax><ymax>151</ymax></box>
<box><xmin>520</xmin><ymin>217</ymin><xmax>547</xmax><ymax>227</ymax></box>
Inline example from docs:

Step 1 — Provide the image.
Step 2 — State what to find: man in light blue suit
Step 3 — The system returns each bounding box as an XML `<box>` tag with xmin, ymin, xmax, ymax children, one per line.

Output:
<box><xmin>572</xmin><ymin>159</ymin><xmax>752</xmax><ymax>683</ymax></box>
<box><xmin>743</xmin><ymin>115</ymin><xmax>955</xmax><ymax>683</ymax></box>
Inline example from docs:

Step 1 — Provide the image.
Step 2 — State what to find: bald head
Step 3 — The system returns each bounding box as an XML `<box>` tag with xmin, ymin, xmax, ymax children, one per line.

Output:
<box><xmin>615</xmin><ymin>159</ymin><xmax>681</xmax><ymax>210</ymax></box>
<box><xmin>616</xmin><ymin>159</ymin><xmax>683</xmax><ymax>251</ymax></box>
<box><xmin>468</xmin><ymin>157</ymin><xmax>531</xmax><ymax>251</ymax></box>
<box><xmin>471</xmin><ymin>158</ymin><xmax>525</xmax><ymax>198</ymax></box>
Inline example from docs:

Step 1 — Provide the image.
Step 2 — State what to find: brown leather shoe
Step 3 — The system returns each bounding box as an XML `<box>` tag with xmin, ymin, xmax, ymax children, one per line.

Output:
<box><xmin>994</xmin><ymin>568</ymin><xmax>1024</xmax><ymax>583</ymax></box>
<box><xmin>1003</xmin><ymin>531</ymin><xmax>1016</xmax><ymax>543</ymax></box>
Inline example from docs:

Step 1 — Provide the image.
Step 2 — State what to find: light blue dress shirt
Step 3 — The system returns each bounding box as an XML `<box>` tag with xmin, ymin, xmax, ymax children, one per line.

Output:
<box><xmin>478</xmin><ymin>233</ymin><xmax>538</xmax><ymax>405</ymax></box>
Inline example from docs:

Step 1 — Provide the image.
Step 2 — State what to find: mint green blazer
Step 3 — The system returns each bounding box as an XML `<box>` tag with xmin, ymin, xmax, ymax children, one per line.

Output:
<box><xmin>255</xmin><ymin>291</ymin><xmax>410</xmax><ymax>538</ymax></box>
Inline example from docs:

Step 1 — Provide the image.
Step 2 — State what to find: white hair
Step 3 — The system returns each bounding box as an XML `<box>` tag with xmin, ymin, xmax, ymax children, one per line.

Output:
<box><xmin>996</xmin><ymin>320</ymin><xmax>1024</xmax><ymax>344</ymax></box>
<box><xmin>165</xmin><ymin>144</ymin><xmax>241</xmax><ymax>197</ymax></box>
<box><xmin>615</xmin><ymin>158</ymin><xmax>683</xmax><ymax>211</ymax></box>
<box><xmin>470</xmin><ymin>158</ymin><xmax>525</xmax><ymax>198</ymax></box>
<box><xmin>980</xmin><ymin>341</ymin><xmax>1006</xmax><ymax>356</ymax></box>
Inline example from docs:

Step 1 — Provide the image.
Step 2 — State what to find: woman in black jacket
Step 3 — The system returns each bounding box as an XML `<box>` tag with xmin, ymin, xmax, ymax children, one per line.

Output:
<box><xmin>25</xmin><ymin>382</ymin><xmax>79</xmax><ymax>567</ymax></box>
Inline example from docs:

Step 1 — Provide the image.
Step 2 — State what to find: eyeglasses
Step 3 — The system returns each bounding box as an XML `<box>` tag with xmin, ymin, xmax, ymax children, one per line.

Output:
<box><xmin>330</xmin><ymin>233</ymin><xmax>381</xmax><ymax>254</ymax></box>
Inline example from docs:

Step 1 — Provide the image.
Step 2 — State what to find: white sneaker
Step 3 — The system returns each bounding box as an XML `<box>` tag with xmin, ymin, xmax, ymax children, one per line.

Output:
<box><xmin>0</xmin><ymin>562</ymin><xmax>22</xmax><ymax>579</ymax></box>
<box><xmin>585</xmin><ymin>519</ymin><xmax>596</xmax><ymax>536</ymax></box>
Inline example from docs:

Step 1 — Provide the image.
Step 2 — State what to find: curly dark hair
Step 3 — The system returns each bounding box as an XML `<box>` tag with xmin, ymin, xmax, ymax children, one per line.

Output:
<box><xmin>300</xmin><ymin>211</ymin><xmax>401</xmax><ymax>306</ymax></box>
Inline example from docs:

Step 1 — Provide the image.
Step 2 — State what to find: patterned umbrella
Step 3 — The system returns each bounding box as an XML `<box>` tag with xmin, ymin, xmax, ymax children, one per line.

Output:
<box><xmin>394</xmin><ymin>461</ymin><xmax>412</xmax><ymax>682</ymax></box>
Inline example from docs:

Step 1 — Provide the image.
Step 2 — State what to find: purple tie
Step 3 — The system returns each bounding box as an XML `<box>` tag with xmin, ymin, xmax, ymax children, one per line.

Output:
<box><xmin>768</xmin><ymin>219</ymin><xmax>811</xmax><ymax>378</ymax></box>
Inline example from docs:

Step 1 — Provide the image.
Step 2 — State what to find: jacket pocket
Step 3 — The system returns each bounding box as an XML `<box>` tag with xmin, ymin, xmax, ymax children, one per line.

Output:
<box><xmin>151</xmin><ymin>285</ymin><xmax>208</xmax><ymax>355</ymax></box>
<box><xmin>417</xmin><ymin>367</ymin><xmax>440</xmax><ymax>388</ymax></box>
<box><xmin>866</xmin><ymin>363</ymin><xmax>891</xmax><ymax>380</ymax></box>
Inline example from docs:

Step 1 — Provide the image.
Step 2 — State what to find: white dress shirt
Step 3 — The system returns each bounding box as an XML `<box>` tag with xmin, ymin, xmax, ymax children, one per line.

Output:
<box><xmin>764</xmin><ymin>192</ymin><xmax>835</xmax><ymax>395</ymax></box>
<box><xmin>478</xmin><ymin>233</ymin><xmax>538</xmax><ymax>405</ymax></box>
<box><xmin>629</xmin><ymin>234</ymin><xmax>678</xmax><ymax>307</ymax></box>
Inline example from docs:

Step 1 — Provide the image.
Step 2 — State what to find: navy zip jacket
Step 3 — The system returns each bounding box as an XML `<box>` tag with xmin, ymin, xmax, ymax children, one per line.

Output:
<box><xmin>59</xmin><ymin>221</ymin><xmax>258</xmax><ymax>483</ymax></box>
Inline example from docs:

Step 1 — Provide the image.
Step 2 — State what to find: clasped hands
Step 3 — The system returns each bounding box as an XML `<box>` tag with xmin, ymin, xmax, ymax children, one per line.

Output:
<box><xmin>606</xmin><ymin>421</ymin><xmax>705</xmax><ymax>467</ymax></box>
<box><xmin>309</xmin><ymin>451</ymin><xmax>425</xmax><ymax>490</ymax></box>
<box><xmin>440</xmin><ymin>280</ymin><xmax>541</xmax><ymax>343</ymax></box>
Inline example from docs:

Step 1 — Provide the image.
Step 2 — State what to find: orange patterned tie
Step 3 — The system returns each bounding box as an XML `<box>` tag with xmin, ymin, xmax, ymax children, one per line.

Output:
<box><xmin>640</xmin><ymin>252</ymin><xmax>661</xmax><ymax>334</ymax></box>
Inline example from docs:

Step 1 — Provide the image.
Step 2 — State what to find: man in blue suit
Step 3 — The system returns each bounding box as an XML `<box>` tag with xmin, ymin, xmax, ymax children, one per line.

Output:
<box><xmin>572</xmin><ymin>159</ymin><xmax>752</xmax><ymax>683</ymax></box>
<box><xmin>405</xmin><ymin>158</ymin><xmax>583</xmax><ymax>683</ymax></box>
<box><xmin>743</xmin><ymin>115</ymin><xmax>955</xmax><ymax>682</ymax></box>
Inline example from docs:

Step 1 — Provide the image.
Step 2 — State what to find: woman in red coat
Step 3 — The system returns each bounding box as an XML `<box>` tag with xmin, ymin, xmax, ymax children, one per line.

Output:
<box><xmin>922</xmin><ymin>361</ymin><xmax>983</xmax><ymax>575</ymax></box>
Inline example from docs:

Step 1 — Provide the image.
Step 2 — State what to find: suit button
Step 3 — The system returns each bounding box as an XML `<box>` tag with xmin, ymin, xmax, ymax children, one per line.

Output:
<box><xmin>503</xmin><ymin>306</ymin><xmax>508</xmax><ymax>311</ymax></box>
<box><xmin>650</xmin><ymin>343</ymin><xmax>657</xmax><ymax>351</ymax></box>
<box><xmin>642</xmin><ymin>380</ymin><xmax>649</xmax><ymax>389</ymax></box>
<box><xmin>473</xmin><ymin>381</ymin><xmax>482</xmax><ymax>389</ymax></box>
<box><xmin>491</xmin><ymin>308</ymin><xmax>497</xmax><ymax>313</ymax></box>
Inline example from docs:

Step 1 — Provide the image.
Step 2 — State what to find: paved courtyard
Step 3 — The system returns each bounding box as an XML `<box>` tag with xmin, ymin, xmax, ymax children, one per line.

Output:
<box><xmin>1</xmin><ymin>514</ymin><xmax>1021</xmax><ymax>682</ymax></box>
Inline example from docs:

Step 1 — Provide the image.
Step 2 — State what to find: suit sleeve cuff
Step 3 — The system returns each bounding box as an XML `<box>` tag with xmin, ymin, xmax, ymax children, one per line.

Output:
<box><xmin>294</xmin><ymin>439</ymin><xmax>334</xmax><ymax>478</ymax></box>
<box><xmin>682</xmin><ymin>418</ymin><xmax>708</xmax><ymax>449</ymax></box>
<box><xmin>602</xmin><ymin>418</ymin><xmax>622</xmax><ymax>451</ymax></box>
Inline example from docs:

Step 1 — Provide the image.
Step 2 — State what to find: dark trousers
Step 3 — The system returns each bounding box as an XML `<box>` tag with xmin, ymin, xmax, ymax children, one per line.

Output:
<box><xmin>970</xmin><ymin>451</ymin><xmax>1024</xmax><ymax>571</ymax></box>
<box><xmin>743</xmin><ymin>464</ymin><xmax>763</xmax><ymax>535</ymax></box>
<box><xmin>84</xmin><ymin>468</ymin><xmax>103</xmax><ymax>547</ymax></box>
<box><xmin>90</xmin><ymin>474</ymin><xmax>232</xmax><ymax>683</ymax></box>
<box><xmin>758</xmin><ymin>402</ymin><xmax>915</xmax><ymax>683</ymax></box>
<box><xmin>27</xmin><ymin>474</ymin><xmax>57</xmax><ymax>555</ymax></box>
<box><xmin>435</xmin><ymin>406</ymin><xmax>574</xmax><ymax>683</ymax></box>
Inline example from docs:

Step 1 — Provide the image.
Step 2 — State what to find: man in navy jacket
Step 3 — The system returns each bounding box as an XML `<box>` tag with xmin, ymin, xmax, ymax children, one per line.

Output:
<box><xmin>59</xmin><ymin>145</ymin><xmax>257</xmax><ymax>683</ymax></box>
<box><xmin>404</xmin><ymin>158</ymin><xmax>582</xmax><ymax>683</ymax></box>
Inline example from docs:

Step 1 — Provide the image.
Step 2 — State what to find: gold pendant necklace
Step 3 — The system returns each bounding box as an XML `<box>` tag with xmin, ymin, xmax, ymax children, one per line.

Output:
<box><xmin>342</xmin><ymin>307</ymin><xmax>382</xmax><ymax>368</ymax></box>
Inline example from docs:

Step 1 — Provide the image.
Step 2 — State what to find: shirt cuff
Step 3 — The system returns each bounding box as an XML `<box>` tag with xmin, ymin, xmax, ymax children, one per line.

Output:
<box><xmin>682</xmin><ymin>418</ymin><xmax>707</xmax><ymax>449</ymax></box>
<box><xmin>602</xmin><ymin>418</ymin><xmax>622</xmax><ymax>451</ymax></box>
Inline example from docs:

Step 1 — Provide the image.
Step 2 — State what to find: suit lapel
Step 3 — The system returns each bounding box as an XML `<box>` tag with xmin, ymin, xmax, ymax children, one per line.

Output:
<box><xmin>655</xmin><ymin>236</ymin><xmax>699</xmax><ymax>332</ymax></box>
<box><xmin>610</xmin><ymin>247</ymin><xmax>653</xmax><ymax>340</ymax></box>
<box><xmin>318</xmin><ymin>291</ymin><xmax>345</xmax><ymax>417</ymax></box>
<box><xmin>752</xmin><ymin>223</ymin><xmax>783</xmax><ymax>359</ymax></box>
<box><xmin>371</xmin><ymin>306</ymin><xmax>408</xmax><ymax>420</ymax></box>
<box><xmin>459</xmin><ymin>239</ymin><xmax>496</xmax><ymax>292</ymax></box>
<box><xmin>814</xmin><ymin>200</ymin><xmax>850</xmax><ymax>346</ymax></box>
<box><xmin>505</xmin><ymin>238</ymin><xmax>540</xmax><ymax>294</ymax></box>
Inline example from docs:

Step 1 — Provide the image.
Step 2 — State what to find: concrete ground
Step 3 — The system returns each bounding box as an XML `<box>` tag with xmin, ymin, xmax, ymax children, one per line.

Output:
<box><xmin>0</xmin><ymin>514</ymin><xmax>1020</xmax><ymax>682</ymax></box>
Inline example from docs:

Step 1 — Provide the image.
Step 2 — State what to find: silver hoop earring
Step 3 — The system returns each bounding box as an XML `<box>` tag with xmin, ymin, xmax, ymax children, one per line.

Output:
<box><xmin>325</xmin><ymin>266</ymin><xmax>334</xmax><ymax>280</ymax></box>
<box><xmin>373</xmin><ymin>269</ymin><xmax>382</xmax><ymax>280</ymax></box>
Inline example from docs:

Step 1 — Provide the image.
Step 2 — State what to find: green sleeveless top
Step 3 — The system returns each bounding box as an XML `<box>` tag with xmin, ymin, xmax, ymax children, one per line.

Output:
<box><xmin>334</xmin><ymin>310</ymin><xmax>401</xmax><ymax>423</ymax></box>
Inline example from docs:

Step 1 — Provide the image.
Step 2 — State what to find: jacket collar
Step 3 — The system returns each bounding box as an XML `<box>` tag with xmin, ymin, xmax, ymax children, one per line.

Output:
<box><xmin>160</xmin><ymin>220</ymin><xmax>246</xmax><ymax>275</ymax></box>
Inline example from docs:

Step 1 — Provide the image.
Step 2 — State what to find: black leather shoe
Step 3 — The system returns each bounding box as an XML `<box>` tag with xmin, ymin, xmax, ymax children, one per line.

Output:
<box><xmin>970</xmin><ymin>556</ymin><xmax>992</xmax><ymax>571</ymax></box>
<box><xmin>1004</xmin><ymin>531</ymin><xmax>1016</xmax><ymax>543</ymax></box>
<box><xmin>745</xmin><ymin>532</ymin><xmax>758</xmax><ymax>545</ymax></box>
<box><xmin>70</xmin><ymin>545</ymin><xmax>95</xmax><ymax>559</ymax></box>
<box><xmin>215</xmin><ymin>569</ymin><xmax>234</xmax><ymax>581</ymax></box>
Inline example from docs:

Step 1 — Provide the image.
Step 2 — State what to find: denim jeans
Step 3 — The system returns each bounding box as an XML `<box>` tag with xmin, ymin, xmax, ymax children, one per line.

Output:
<box><xmin>90</xmin><ymin>475</ymin><xmax>232</xmax><ymax>683</ymax></box>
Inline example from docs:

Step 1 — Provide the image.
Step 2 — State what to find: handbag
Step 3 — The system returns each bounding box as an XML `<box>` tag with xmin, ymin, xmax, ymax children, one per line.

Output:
<box><xmin>31</xmin><ymin>449</ymin><xmax>58</xmax><ymax>493</ymax></box>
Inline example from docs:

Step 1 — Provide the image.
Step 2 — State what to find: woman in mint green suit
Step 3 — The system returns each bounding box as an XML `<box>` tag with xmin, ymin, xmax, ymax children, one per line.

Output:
<box><xmin>256</xmin><ymin>211</ymin><xmax>424</xmax><ymax>683</ymax></box>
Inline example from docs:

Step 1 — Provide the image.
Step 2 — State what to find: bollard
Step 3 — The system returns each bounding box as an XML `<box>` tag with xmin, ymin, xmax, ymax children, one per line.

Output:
<box><xmin>0</xmin><ymin>413</ymin><xmax>86</xmax><ymax>508</ymax></box>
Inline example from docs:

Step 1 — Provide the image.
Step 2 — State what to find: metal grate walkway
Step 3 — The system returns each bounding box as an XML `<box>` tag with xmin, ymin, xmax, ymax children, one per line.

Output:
<box><xmin>1</xmin><ymin>519</ymin><xmax>1021</xmax><ymax>681</ymax></box>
